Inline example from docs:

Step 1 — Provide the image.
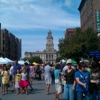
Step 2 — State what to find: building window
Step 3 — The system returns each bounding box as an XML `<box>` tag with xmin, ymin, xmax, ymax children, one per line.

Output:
<box><xmin>3</xmin><ymin>40</ymin><xmax>4</xmax><ymax>45</ymax></box>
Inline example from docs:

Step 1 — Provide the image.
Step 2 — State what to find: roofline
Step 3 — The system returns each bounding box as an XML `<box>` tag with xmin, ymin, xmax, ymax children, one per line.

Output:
<box><xmin>78</xmin><ymin>0</ymin><xmax>86</xmax><ymax>12</ymax></box>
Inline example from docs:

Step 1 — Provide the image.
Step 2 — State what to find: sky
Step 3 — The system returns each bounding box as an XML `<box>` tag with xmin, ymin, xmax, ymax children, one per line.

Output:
<box><xmin>0</xmin><ymin>0</ymin><xmax>81</xmax><ymax>58</ymax></box>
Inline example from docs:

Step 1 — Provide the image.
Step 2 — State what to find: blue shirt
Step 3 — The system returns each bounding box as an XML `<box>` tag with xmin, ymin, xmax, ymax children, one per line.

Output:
<box><xmin>26</xmin><ymin>66</ymin><xmax>30</xmax><ymax>74</ymax></box>
<box><xmin>13</xmin><ymin>64</ymin><xmax>21</xmax><ymax>75</ymax></box>
<box><xmin>54</xmin><ymin>69</ymin><xmax>60</xmax><ymax>80</ymax></box>
<box><xmin>75</xmin><ymin>70</ymin><xmax>90</xmax><ymax>92</ymax></box>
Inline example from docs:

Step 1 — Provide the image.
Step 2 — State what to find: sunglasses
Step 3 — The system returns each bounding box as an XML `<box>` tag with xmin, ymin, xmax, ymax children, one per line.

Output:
<box><xmin>67</xmin><ymin>63</ymin><xmax>71</xmax><ymax>65</ymax></box>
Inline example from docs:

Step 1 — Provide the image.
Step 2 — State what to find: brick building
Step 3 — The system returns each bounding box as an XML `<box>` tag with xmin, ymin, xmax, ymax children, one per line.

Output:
<box><xmin>0</xmin><ymin>24</ymin><xmax>21</xmax><ymax>60</ymax></box>
<box><xmin>65</xmin><ymin>28</ymin><xmax>76</xmax><ymax>38</ymax></box>
<box><xmin>78</xmin><ymin>0</ymin><xmax>100</xmax><ymax>34</ymax></box>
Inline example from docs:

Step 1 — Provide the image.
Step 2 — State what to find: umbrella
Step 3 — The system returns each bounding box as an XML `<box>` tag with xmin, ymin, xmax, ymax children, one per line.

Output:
<box><xmin>33</xmin><ymin>62</ymin><xmax>39</xmax><ymax>66</ymax></box>
<box><xmin>0</xmin><ymin>57</ymin><xmax>8</xmax><ymax>64</ymax></box>
<box><xmin>71</xmin><ymin>59</ymin><xmax>77</xmax><ymax>64</ymax></box>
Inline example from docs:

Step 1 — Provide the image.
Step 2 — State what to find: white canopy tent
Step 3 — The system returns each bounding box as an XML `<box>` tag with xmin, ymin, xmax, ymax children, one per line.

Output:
<box><xmin>0</xmin><ymin>57</ymin><xmax>8</xmax><ymax>64</ymax></box>
<box><xmin>18</xmin><ymin>60</ymin><xmax>25</xmax><ymax>65</ymax></box>
<box><xmin>4</xmin><ymin>58</ymin><xmax>14</xmax><ymax>64</ymax></box>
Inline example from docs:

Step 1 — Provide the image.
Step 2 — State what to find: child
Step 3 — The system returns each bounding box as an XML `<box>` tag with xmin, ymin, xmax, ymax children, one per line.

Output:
<box><xmin>29</xmin><ymin>66</ymin><xmax>34</xmax><ymax>84</ymax></box>
<box><xmin>15</xmin><ymin>69</ymin><xmax>21</xmax><ymax>94</ymax></box>
<box><xmin>1</xmin><ymin>65</ymin><xmax>9</xmax><ymax>95</ymax></box>
<box><xmin>19</xmin><ymin>69</ymin><xmax>29</xmax><ymax>95</ymax></box>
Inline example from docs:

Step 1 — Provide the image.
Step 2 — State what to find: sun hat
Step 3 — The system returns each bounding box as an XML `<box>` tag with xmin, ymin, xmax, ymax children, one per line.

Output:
<box><xmin>66</xmin><ymin>59</ymin><xmax>72</xmax><ymax>64</ymax></box>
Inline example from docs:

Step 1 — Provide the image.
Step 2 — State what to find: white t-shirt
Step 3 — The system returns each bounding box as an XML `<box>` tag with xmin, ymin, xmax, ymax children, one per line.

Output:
<box><xmin>9</xmin><ymin>66</ymin><xmax>14</xmax><ymax>75</ymax></box>
<box><xmin>21</xmin><ymin>73</ymin><xmax>27</xmax><ymax>80</ymax></box>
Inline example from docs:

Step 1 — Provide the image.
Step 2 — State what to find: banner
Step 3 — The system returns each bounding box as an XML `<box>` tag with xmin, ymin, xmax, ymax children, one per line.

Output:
<box><xmin>96</xmin><ymin>10</ymin><xmax>100</xmax><ymax>32</ymax></box>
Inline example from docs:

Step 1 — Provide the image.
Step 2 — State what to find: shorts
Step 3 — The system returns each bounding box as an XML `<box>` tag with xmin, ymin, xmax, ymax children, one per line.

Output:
<box><xmin>15</xmin><ymin>82</ymin><xmax>20</xmax><ymax>88</ymax></box>
<box><xmin>30</xmin><ymin>74</ymin><xmax>35</xmax><ymax>78</ymax></box>
<box><xmin>10</xmin><ymin>75</ymin><xmax>15</xmax><ymax>82</ymax></box>
<box><xmin>45</xmin><ymin>77</ymin><xmax>52</xmax><ymax>84</ymax></box>
<box><xmin>10</xmin><ymin>75</ymin><xmax>12</xmax><ymax>81</ymax></box>
<box><xmin>55</xmin><ymin>83</ymin><xmax>62</xmax><ymax>94</ymax></box>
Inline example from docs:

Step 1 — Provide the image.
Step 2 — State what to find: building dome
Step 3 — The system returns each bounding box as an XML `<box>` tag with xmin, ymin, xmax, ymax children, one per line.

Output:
<box><xmin>46</xmin><ymin>30</ymin><xmax>53</xmax><ymax>39</ymax></box>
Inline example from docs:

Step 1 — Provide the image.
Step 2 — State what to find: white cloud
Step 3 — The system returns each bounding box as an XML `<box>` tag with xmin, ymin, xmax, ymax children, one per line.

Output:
<box><xmin>8</xmin><ymin>0</ymin><xmax>21</xmax><ymax>5</ymax></box>
<box><xmin>0</xmin><ymin>0</ymin><xmax>80</xmax><ymax>58</ymax></box>
<box><xmin>65</xmin><ymin>0</ymin><xmax>72</xmax><ymax>7</ymax></box>
<box><xmin>0</xmin><ymin>0</ymin><xmax>35</xmax><ymax>11</ymax></box>
<box><xmin>0</xmin><ymin>0</ymin><xmax>80</xmax><ymax>31</ymax></box>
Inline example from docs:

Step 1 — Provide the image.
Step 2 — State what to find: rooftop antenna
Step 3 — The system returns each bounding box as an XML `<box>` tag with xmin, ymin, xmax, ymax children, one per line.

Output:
<box><xmin>64</xmin><ymin>23</ymin><xmax>68</xmax><ymax>37</ymax></box>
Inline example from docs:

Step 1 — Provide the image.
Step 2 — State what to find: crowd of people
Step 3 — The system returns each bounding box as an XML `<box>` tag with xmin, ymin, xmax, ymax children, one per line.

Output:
<box><xmin>0</xmin><ymin>59</ymin><xmax>100</xmax><ymax>100</ymax></box>
<box><xmin>0</xmin><ymin>61</ymin><xmax>34</xmax><ymax>95</ymax></box>
<box><xmin>44</xmin><ymin>59</ymin><xmax>100</xmax><ymax>100</ymax></box>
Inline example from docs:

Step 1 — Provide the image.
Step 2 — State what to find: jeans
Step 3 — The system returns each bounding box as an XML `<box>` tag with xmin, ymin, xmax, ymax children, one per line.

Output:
<box><xmin>63</xmin><ymin>84</ymin><xmax>74</xmax><ymax>100</ymax></box>
<box><xmin>91</xmin><ymin>90</ymin><xmax>100</xmax><ymax>100</ymax></box>
<box><xmin>77</xmin><ymin>91</ymin><xmax>90</xmax><ymax>100</ymax></box>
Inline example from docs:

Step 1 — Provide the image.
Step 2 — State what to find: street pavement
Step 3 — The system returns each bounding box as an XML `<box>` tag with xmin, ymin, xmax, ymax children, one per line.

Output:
<box><xmin>0</xmin><ymin>80</ymin><xmax>63</xmax><ymax>100</ymax></box>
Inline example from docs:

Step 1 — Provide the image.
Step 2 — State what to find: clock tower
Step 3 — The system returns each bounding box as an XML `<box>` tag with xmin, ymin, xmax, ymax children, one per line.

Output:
<box><xmin>46</xmin><ymin>30</ymin><xmax>54</xmax><ymax>51</ymax></box>
<box><xmin>25</xmin><ymin>29</ymin><xmax>60</xmax><ymax>64</ymax></box>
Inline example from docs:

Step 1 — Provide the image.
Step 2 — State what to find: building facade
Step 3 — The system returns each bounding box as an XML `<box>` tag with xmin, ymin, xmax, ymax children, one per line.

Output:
<box><xmin>25</xmin><ymin>30</ymin><xmax>59</xmax><ymax>64</ymax></box>
<box><xmin>65</xmin><ymin>28</ymin><xmax>76</xmax><ymax>38</ymax></box>
<box><xmin>0</xmin><ymin>25</ymin><xmax>21</xmax><ymax>60</ymax></box>
<box><xmin>78</xmin><ymin>0</ymin><xmax>100</xmax><ymax>34</ymax></box>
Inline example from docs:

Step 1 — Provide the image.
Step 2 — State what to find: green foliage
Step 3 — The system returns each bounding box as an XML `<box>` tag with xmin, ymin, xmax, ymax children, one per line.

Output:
<box><xmin>56</xmin><ymin>56</ymin><xmax>64</xmax><ymax>62</ymax></box>
<box><xmin>29</xmin><ymin>56</ymin><xmax>43</xmax><ymax>64</ymax></box>
<box><xmin>22</xmin><ymin>56</ymin><xmax>43</xmax><ymax>64</ymax></box>
<box><xmin>22</xmin><ymin>57</ymin><xmax>29</xmax><ymax>61</ymax></box>
<box><xmin>58</xmin><ymin>28</ymin><xmax>100</xmax><ymax>59</ymax></box>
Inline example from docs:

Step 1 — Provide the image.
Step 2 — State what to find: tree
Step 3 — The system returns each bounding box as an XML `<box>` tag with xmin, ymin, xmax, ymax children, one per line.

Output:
<box><xmin>58</xmin><ymin>28</ymin><xmax>100</xmax><ymax>60</ymax></box>
<box><xmin>29</xmin><ymin>56</ymin><xmax>43</xmax><ymax>64</ymax></box>
<box><xmin>22</xmin><ymin>56</ymin><xmax>43</xmax><ymax>64</ymax></box>
<box><xmin>22</xmin><ymin>57</ymin><xmax>30</xmax><ymax>61</ymax></box>
<box><xmin>56</xmin><ymin>56</ymin><xmax>64</xmax><ymax>63</ymax></box>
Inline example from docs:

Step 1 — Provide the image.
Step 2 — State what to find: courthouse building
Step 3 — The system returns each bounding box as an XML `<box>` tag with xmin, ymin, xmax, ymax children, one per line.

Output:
<box><xmin>25</xmin><ymin>30</ymin><xmax>59</xmax><ymax>64</ymax></box>
<box><xmin>78</xmin><ymin>0</ymin><xmax>100</xmax><ymax>34</ymax></box>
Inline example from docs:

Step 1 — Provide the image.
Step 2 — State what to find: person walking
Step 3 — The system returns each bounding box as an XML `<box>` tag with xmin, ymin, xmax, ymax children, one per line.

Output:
<box><xmin>0</xmin><ymin>65</ymin><xmax>3</xmax><ymax>92</ymax></box>
<box><xmin>19</xmin><ymin>69</ymin><xmax>29</xmax><ymax>95</ymax></box>
<box><xmin>15</xmin><ymin>69</ymin><xmax>21</xmax><ymax>94</ymax></box>
<box><xmin>75</xmin><ymin>63</ymin><xmax>90</xmax><ymax>100</ymax></box>
<box><xmin>29</xmin><ymin>65</ymin><xmax>35</xmax><ymax>83</ymax></box>
<box><xmin>44</xmin><ymin>62</ymin><xmax>52</xmax><ymax>95</ymax></box>
<box><xmin>63</xmin><ymin>59</ymin><xmax>76</xmax><ymax>100</ymax></box>
<box><xmin>24</xmin><ymin>63</ymin><xmax>33</xmax><ymax>91</ymax></box>
<box><xmin>90</xmin><ymin>62</ymin><xmax>100</xmax><ymax>100</ymax></box>
<box><xmin>11</xmin><ymin>60</ymin><xmax>22</xmax><ymax>92</ymax></box>
<box><xmin>36</xmin><ymin>65</ymin><xmax>41</xmax><ymax>80</ymax></box>
<box><xmin>54</xmin><ymin>64</ymin><xmax>62</xmax><ymax>100</ymax></box>
<box><xmin>1</xmin><ymin>65</ymin><xmax>9</xmax><ymax>95</ymax></box>
<box><xmin>9</xmin><ymin>63</ymin><xmax>14</xmax><ymax>92</ymax></box>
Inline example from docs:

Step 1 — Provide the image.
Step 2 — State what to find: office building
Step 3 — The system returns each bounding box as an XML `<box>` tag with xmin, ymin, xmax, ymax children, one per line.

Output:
<box><xmin>0</xmin><ymin>25</ymin><xmax>21</xmax><ymax>60</ymax></box>
<box><xmin>78</xmin><ymin>0</ymin><xmax>100</xmax><ymax>34</ymax></box>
